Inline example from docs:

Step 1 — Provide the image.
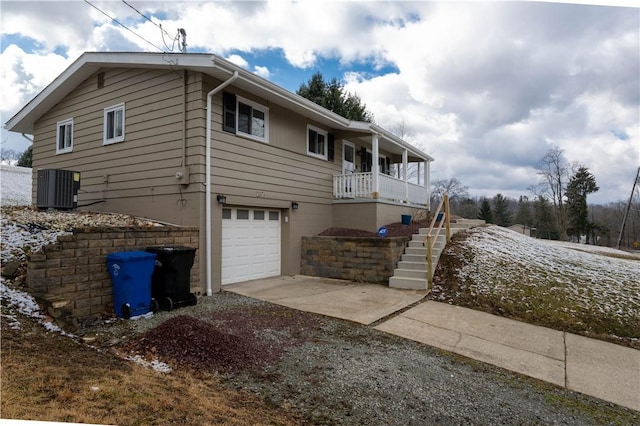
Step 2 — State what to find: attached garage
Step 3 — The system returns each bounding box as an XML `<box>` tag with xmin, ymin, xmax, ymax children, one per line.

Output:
<box><xmin>221</xmin><ymin>207</ymin><xmax>281</xmax><ymax>285</ymax></box>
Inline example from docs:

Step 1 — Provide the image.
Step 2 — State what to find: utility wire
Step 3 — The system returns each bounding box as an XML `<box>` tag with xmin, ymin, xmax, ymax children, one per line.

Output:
<box><xmin>83</xmin><ymin>0</ymin><xmax>164</xmax><ymax>52</ymax></box>
<box><xmin>121</xmin><ymin>0</ymin><xmax>181</xmax><ymax>52</ymax></box>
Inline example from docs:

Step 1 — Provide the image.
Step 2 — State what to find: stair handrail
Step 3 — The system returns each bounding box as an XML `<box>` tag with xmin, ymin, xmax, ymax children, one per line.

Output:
<box><xmin>424</xmin><ymin>193</ymin><xmax>450</xmax><ymax>287</ymax></box>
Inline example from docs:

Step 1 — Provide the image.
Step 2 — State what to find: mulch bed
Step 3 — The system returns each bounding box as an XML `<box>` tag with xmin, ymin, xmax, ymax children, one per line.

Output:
<box><xmin>122</xmin><ymin>305</ymin><xmax>326</xmax><ymax>373</ymax></box>
<box><xmin>318</xmin><ymin>219</ymin><xmax>436</xmax><ymax>239</ymax></box>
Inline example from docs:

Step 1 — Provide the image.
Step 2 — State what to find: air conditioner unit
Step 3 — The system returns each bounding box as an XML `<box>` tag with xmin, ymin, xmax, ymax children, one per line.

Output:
<box><xmin>36</xmin><ymin>169</ymin><xmax>81</xmax><ymax>210</ymax></box>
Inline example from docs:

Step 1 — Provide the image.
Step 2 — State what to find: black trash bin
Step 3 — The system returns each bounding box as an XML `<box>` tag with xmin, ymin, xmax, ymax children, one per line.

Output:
<box><xmin>146</xmin><ymin>246</ymin><xmax>197</xmax><ymax>311</ymax></box>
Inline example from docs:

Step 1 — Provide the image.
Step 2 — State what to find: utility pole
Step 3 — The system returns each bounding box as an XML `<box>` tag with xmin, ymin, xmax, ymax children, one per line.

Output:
<box><xmin>179</xmin><ymin>28</ymin><xmax>187</xmax><ymax>53</ymax></box>
<box><xmin>616</xmin><ymin>166</ymin><xmax>640</xmax><ymax>249</ymax></box>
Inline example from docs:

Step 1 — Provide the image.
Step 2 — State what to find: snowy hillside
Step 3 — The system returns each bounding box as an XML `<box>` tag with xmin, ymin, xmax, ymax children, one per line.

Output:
<box><xmin>434</xmin><ymin>225</ymin><xmax>640</xmax><ymax>345</ymax></box>
<box><xmin>0</xmin><ymin>165</ymin><xmax>31</xmax><ymax>206</ymax></box>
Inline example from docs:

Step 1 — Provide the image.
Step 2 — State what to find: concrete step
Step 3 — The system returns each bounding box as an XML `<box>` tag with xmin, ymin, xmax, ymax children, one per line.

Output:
<box><xmin>408</xmin><ymin>240</ymin><xmax>444</xmax><ymax>249</ymax></box>
<box><xmin>405</xmin><ymin>246</ymin><xmax>427</xmax><ymax>256</ymax></box>
<box><xmin>402</xmin><ymin>253</ymin><xmax>427</xmax><ymax>262</ymax></box>
<box><xmin>402</xmin><ymin>251</ymin><xmax>442</xmax><ymax>261</ymax></box>
<box><xmin>412</xmin><ymin>233</ymin><xmax>447</xmax><ymax>243</ymax></box>
<box><xmin>392</xmin><ymin>268</ymin><xmax>428</xmax><ymax>279</ymax></box>
<box><xmin>456</xmin><ymin>219</ymin><xmax>486</xmax><ymax>226</ymax></box>
<box><xmin>416</xmin><ymin>228</ymin><xmax>450</xmax><ymax>236</ymax></box>
<box><xmin>389</xmin><ymin>276</ymin><xmax>429</xmax><ymax>290</ymax></box>
<box><xmin>396</xmin><ymin>260</ymin><xmax>429</xmax><ymax>271</ymax></box>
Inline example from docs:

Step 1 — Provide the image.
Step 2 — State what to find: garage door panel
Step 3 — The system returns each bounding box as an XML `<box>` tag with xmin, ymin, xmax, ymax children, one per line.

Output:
<box><xmin>222</xmin><ymin>208</ymin><xmax>281</xmax><ymax>285</ymax></box>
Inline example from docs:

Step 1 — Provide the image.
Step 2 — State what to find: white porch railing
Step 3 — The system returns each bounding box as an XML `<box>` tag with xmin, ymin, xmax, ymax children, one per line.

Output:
<box><xmin>333</xmin><ymin>173</ymin><xmax>429</xmax><ymax>206</ymax></box>
<box><xmin>333</xmin><ymin>172</ymin><xmax>373</xmax><ymax>199</ymax></box>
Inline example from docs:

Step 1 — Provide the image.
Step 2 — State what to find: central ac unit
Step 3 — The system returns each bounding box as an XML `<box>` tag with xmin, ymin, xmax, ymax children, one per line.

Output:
<box><xmin>36</xmin><ymin>169</ymin><xmax>81</xmax><ymax>210</ymax></box>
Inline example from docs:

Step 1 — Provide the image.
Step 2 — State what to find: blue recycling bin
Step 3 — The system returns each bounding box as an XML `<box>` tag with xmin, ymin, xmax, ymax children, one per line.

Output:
<box><xmin>106</xmin><ymin>251</ymin><xmax>157</xmax><ymax>319</ymax></box>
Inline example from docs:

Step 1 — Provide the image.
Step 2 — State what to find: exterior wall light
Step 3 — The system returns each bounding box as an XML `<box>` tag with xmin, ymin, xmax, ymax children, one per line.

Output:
<box><xmin>216</xmin><ymin>194</ymin><xmax>227</xmax><ymax>205</ymax></box>
<box><xmin>291</xmin><ymin>201</ymin><xmax>299</xmax><ymax>210</ymax></box>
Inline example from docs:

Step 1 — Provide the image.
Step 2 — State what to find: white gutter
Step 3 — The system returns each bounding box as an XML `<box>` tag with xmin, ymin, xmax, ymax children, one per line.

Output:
<box><xmin>205</xmin><ymin>70</ymin><xmax>238</xmax><ymax>296</ymax></box>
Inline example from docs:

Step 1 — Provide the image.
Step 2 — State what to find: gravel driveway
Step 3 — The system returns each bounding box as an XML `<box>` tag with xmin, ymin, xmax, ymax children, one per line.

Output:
<box><xmin>81</xmin><ymin>292</ymin><xmax>637</xmax><ymax>425</ymax></box>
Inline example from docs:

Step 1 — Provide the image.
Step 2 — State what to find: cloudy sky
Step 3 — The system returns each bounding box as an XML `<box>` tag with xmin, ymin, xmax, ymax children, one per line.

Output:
<box><xmin>1</xmin><ymin>1</ymin><xmax>638</xmax><ymax>204</ymax></box>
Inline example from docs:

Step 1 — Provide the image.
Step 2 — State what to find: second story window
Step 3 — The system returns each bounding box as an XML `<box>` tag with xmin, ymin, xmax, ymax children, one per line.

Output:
<box><xmin>56</xmin><ymin>118</ymin><xmax>73</xmax><ymax>154</ymax></box>
<box><xmin>307</xmin><ymin>125</ymin><xmax>328</xmax><ymax>160</ymax></box>
<box><xmin>223</xmin><ymin>92</ymin><xmax>269</xmax><ymax>142</ymax></box>
<box><xmin>104</xmin><ymin>103</ymin><xmax>125</xmax><ymax>145</ymax></box>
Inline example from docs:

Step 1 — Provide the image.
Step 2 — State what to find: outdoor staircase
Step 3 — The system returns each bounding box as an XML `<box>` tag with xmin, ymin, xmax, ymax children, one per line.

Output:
<box><xmin>389</xmin><ymin>219</ymin><xmax>485</xmax><ymax>291</ymax></box>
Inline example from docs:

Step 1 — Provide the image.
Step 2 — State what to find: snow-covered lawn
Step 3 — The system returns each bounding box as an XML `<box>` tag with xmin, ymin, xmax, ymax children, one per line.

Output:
<box><xmin>434</xmin><ymin>225</ymin><xmax>640</xmax><ymax>346</ymax></box>
<box><xmin>0</xmin><ymin>164</ymin><xmax>32</xmax><ymax>206</ymax></box>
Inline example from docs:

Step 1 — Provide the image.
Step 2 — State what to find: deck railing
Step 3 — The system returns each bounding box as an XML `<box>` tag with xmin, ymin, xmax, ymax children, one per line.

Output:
<box><xmin>424</xmin><ymin>193</ymin><xmax>450</xmax><ymax>287</ymax></box>
<box><xmin>333</xmin><ymin>172</ymin><xmax>429</xmax><ymax>206</ymax></box>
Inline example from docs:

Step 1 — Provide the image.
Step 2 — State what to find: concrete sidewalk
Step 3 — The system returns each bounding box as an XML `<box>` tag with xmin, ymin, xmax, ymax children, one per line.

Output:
<box><xmin>376</xmin><ymin>301</ymin><xmax>640</xmax><ymax>412</ymax></box>
<box><xmin>225</xmin><ymin>275</ymin><xmax>640</xmax><ymax>412</ymax></box>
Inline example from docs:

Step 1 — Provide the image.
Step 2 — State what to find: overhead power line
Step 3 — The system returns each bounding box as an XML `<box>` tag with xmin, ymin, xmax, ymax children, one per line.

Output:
<box><xmin>83</xmin><ymin>0</ymin><xmax>164</xmax><ymax>52</ymax></box>
<box><xmin>120</xmin><ymin>0</ymin><xmax>186</xmax><ymax>52</ymax></box>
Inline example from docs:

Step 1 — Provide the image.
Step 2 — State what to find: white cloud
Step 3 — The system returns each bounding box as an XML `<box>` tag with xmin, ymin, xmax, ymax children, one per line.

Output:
<box><xmin>225</xmin><ymin>54</ymin><xmax>249</xmax><ymax>69</ymax></box>
<box><xmin>253</xmin><ymin>65</ymin><xmax>271</xmax><ymax>79</ymax></box>
<box><xmin>0</xmin><ymin>1</ymin><xmax>637</xmax><ymax>203</ymax></box>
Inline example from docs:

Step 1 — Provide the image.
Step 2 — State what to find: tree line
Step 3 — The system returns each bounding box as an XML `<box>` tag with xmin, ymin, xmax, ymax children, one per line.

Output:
<box><xmin>433</xmin><ymin>147</ymin><xmax>639</xmax><ymax>248</ymax></box>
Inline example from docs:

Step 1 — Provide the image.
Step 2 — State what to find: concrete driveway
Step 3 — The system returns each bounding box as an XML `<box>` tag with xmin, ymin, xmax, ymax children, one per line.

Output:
<box><xmin>225</xmin><ymin>275</ymin><xmax>640</xmax><ymax>412</ymax></box>
<box><xmin>225</xmin><ymin>275</ymin><xmax>427</xmax><ymax>325</ymax></box>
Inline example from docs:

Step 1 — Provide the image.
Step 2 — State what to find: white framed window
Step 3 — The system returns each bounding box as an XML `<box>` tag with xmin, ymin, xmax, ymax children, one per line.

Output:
<box><xmin>56</xmin><ymin>118</ymin><xmax>73</xmax><ymax>154</ymax></box>
<box><xmin>222</xmin><ymin>92</ymin><xmax>269</xmax><ymax>143</ymax></box>
<box><xmin>307</xmin><ymin>125</ymin><xmax>328</xmax><ymax>160</ymax></box>
<box><xmin>103</xmin><ymin>103</ymin><xmax>125</xmax><ymax>145</ymax></box>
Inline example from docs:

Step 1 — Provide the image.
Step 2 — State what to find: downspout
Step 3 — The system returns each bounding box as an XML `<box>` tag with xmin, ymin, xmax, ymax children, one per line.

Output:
<box><xmin>205</xmin><ymin>71</ymin><xmax>238</xmax><ymax>296</ymax></box>
<box><xmin>181</xmin><ymin>70</ymin><xmax>188</xmax><ymax>167</ymax></box>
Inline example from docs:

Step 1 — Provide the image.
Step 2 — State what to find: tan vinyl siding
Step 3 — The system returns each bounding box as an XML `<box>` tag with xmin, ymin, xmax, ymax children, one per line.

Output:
<box><xmin>31</xmin><ymin>68</ymin><xmax>203</xmax><ymax>226</ymax></box>
<box><xmin>203</xmin><ymin>76</ymin><xmax>340</xmax><ymax>283</ymax></box>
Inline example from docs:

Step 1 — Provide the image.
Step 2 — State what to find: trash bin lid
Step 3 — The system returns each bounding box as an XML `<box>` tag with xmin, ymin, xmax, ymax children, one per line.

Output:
<box><xmin>107</xmin><ymin>251</ymin><xmax>156</xmax><ymax>262</ymax></box>
<box><xmin>146</xmin><ymin>245</ymin><xmax>195</xmax><ymax>253</ymax></box>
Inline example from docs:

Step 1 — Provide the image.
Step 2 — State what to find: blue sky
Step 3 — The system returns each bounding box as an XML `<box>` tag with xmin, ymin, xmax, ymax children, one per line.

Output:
<box><xmin>1</xmin><ymin>1</ymin><xmax>638</xmax><ymax>204</ymax></box>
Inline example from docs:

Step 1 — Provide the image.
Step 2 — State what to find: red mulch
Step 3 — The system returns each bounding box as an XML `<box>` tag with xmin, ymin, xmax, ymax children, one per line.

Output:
<box><xmin>124</xmin><ymin>306</ymin><xmax>325</xmax><ymax>373</ymax></box>
<box><xmin>318</xmin><ymin>219</ymin><xmax>435</xmax><ymax>238</ymax></box>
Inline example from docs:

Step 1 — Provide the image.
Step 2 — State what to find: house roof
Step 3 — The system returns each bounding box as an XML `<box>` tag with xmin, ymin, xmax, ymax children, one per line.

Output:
<box><xmin>4</xmin><ymin>52</ymin><xmax>433</xmax><ymax>162</ymax></box>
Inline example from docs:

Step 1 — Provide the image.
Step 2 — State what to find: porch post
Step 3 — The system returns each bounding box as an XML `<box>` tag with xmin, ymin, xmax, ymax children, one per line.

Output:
<box><xmin>372</xmin><ymin>133</ymin><xmax>379</xmax><ymax>199</ymax></box>
<box><xmin>425</xmin><ymin>160</ymin><xmax>430</xmax><ymax>206</ymax></box>
<box><xmin>403</xmin><ymin>149</ymin><xmax>409</xmax><ymax>202</ymax></box>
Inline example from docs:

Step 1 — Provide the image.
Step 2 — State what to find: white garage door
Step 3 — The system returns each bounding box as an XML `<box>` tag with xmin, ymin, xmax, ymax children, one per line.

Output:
<box><xmin>221</xmin><ymin>207</ymin><xmax>281</xmax><ymax>285</ymax></box>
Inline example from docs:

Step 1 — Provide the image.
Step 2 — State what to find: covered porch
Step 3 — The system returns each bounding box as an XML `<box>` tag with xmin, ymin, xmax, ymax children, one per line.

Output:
<box><xmin>333</xmin><ymin>124</ymin><xmax>433</xmax><ymax>208</ymax></box>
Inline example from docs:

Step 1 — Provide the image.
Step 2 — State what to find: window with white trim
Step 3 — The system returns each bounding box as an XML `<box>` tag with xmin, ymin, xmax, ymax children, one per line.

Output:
<box><xmin>103</xmin><ymin>103</ymin><xmax>125</xmax><ymax>145</ymax></box>
<box><xmin>56</xmin><ymin>118</ymin><xmax>73</xmax><ymax>154</ymax></box>
<box><xmin>307</xmin><ymin>125</ymin><xmax>328</xmax><ymax>160</ymax></box>
<box><xmin>222</xmin><ymin>92</ymin><xmax>269</xmax><ymax>142</ymax></box>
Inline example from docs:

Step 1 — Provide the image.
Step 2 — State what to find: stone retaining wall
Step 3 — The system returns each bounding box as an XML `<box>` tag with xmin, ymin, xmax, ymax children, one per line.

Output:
<box><xmin>300</xmin><ymin>236</ymin><xmax>409</xmax><ymax>284</ymax></box>
<box><xmin>26</xmin><ymin>226</ymin><xmax>199</xmax><ymax>319</ymax></box>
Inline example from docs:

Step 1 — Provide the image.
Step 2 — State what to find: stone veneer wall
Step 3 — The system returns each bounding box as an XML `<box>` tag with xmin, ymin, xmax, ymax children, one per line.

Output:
<box><xmin>300</xmin><ymin>236</ymin><xmax>410</xmax><ymax>284</ymax></box>
<box><xmin>26</xmin><ymin>226</ymin><xmax>199</xmax><ymax>319</ymax></box>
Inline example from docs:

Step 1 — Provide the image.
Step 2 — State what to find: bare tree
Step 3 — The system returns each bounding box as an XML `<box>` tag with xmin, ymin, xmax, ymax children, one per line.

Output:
<box><xmin>431</xmin><ymin>178</ymin><xmax>469</xmax><ymax>202</ymax></box>
<box><xmin>0</xmin><ymin>148</ymin><xmax>19</xmax><ymax>165</ymax></box>
<box><xmin>532</xmin><ymin>146</ymin><xmax>573</xmax><ymax>240</ymax></box>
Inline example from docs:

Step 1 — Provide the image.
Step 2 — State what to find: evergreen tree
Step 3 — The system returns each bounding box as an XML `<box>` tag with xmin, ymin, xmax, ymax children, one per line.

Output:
<box><xmin>566</xmin><ymin>166</ymin><xmax>599</xmax><ymax>243</ymax></box>
<box><xmin>478</xmin><ymin>197</ymin><xmax>493</xmax><ymax>224</ymax></box>
<box><xmin>533</xmin><ymin>195</ymin><xmax>559</xmax><ymax>239</ymax></box>
<box><xmin>492</xmin><ymin>193</ymin><xmax>512</xmax><ymax>227</ymax></box>
<box><xmin>17</xmin><ymin>146</ymin><xmax>32</xmax><ymax>167</ymax></box>
<box><xmin>515</xmin><ymin>196</ymin><xmax>533</xmax><ymax>228</ymax></box>
<box><xmin>297</xmin><ymin>72</ymin><xmax>373</xmax><ymax>122</ymax></box>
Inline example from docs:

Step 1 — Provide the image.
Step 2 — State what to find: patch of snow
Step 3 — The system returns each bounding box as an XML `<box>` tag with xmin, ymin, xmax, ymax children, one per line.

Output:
<box><xmin>1</xmin><ymin>220</ymin><xmax>71</xmax><ymax>264</ymax></box>
<box><xmin>125</xmin><ymin>354</ymin><xmax>172</xmax><ymax>373</ymax></box>
<box><xmin>130</xmin><ymin>311</ymin><xmax>155</xmax><ymax>321</ymax></box>
<box><xmin>0</xmin><ymin>279</ymin><xmax>74</xmax><ymax>337</ymax></box>
<box><xmin>451</xmin><ymin>226</ymin><xmax>640</xmax><ymax>323</ymax></box>
<box><xmin>0</xmin><ymin>164</ymin><xmax>32</xmax><ymax>206</ymax></box>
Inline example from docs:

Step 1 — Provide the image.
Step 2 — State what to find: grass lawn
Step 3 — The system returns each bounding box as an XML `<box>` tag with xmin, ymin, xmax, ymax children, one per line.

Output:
<box><xmin>431</xmin><ymin>225</ymin><xmax>640</xmax><ymax>349</ymax></box>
